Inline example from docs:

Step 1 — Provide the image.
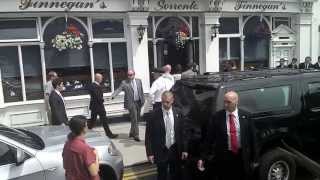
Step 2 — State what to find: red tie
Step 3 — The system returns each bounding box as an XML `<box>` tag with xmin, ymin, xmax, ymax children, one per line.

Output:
<box><xmin>229</xmin><ymin>114</ymin><xmax>238</xmax><ymax>154</ymax></box>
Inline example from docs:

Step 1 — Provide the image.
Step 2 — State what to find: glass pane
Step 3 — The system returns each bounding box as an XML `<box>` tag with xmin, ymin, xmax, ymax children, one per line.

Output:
<box><xmin>92</xmin><ymin>19</ymin><xmax>124</xmax><ymax>38</ymax></box>
<box><xmin>44</xmin><ymin>17</ymin><xmax>90</xmax><ymax>96</ymax></box>
<box><xmin>22</xmin><ymin>46</ymin><xmax>43</xmax><ymax>100</ymax></box>
<box><xmin>219</xmin><ymin>38</ymin><xmax>227</xmax><ymax>60</ymax></box>
<box><xmin>111</xmin><ymin>43</ymin><xmax>128</xmax><ymax>89</ymax></box>
<box><xmin>239</xmin><ymin>86</ymin><xmax>290</xmax><ymax>112</ymax></box>
<box><xmin>307</xmin><ymin>83</ymin><xmax>320</xmax><ymax>109</ymax></box>
<box><xmin>93</xmin><ymin>43</ymin><xmax>111</xmax><ymax>93</ymax></box>
<box><xmin>230</xmin><ymin>38</ymin><xmax>240</xmax><ymax>71</ymax></box>
<box><xmin>192</xmin><ymin>17</ymin><xmax>199</xmax><ymax>37</ymax></box>
<box><xmin>147</xmin><ymin>16</ymin><xmax>153</xmax><ymax>39</ymax></box>
<box><xmin>0</xmin><ymin>19</ymin><xmax>37</xmax><ymax>40</ymax></box>
<box><xmin>0</xmin><ymin>47</ymin><xmax>23</xmax><ymax>102</ymax></box>
<box><xmin>219</xmin><ymin>18</ymin><xmax>239</xmax><ymax>34</ymax></box>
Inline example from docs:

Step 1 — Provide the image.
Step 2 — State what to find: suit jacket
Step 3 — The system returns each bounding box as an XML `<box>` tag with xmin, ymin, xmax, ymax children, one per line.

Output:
<box><xmin>49</xmin><ymin>90</ymin><xmax>68</xmax><ymax>125</ymax></box>
<box><xmin>111</xmin><ymin>79</ymin><xmax>145</xmax><ymax>110</ymax></box>
<box><xmin>145</xmin><ymin>107</ymin><xmax>188</xmax><ymax>163</ymax></box>
<box><xmin>288</xmin><ymin>63</ymin><xmax>298</xmax><ymax>69</ymax></box>
<box><xmin>299</xmin><ymin>62</ymin><xmax>313</xmax><ymax>69</ymax></box>
<box><xmin>87</xmin><ymin>82</ymin><xmax>105</xmax><ymax>113</ymax></box>
<box><xmin>203</xmin><ymin>109</ymin><xmax>256</xmax><ymax>178</ymax></box>
<box><xmin>313</xmin><ymin>62</ymin><xmax>320</xmax><ymax>69</ymax></box>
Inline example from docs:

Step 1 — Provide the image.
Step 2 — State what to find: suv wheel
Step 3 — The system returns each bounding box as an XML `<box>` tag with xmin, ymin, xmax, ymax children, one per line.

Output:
<box><xmin>259</xmin><ymin>149</ymin><xmax>296</xmax><ymax>180</ymax></box>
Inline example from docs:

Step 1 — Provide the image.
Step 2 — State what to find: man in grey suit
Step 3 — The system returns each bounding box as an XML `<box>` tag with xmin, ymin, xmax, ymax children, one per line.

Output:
<box><xmin>111</xmin><ymin>69</ymin><xmax>145</xmax><ymax>141</ymax></box>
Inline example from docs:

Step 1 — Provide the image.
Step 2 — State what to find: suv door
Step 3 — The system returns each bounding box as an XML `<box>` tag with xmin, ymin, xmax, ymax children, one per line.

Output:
<box><xmin>300</xmin><ymin>78</ymin><xmax>320</xmax><ymax>157</ymax></box>
<box><xmin>0</xmin><ymin>140</ymin><xmax>45</xmax><ymax>180</ymax></box>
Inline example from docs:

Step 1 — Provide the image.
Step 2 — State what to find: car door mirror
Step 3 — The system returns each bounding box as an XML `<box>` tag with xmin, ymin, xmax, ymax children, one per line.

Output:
<box><xmin>15</xmin><ymin>148</ymin><xmax>27</xmax><ymax>166</ymax></box>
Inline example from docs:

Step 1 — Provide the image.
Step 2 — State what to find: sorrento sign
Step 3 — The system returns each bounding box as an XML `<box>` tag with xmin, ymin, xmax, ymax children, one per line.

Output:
<box><xmin>234</xmin><ymin>0</ymin><xmax>286</xmax><ymax>11</ymax></box>
<box><xmin>18</xmin><ymin>0</ymin><xmax>108</xmax><ymax>10</ymax></box>
<box><xmin>154</xmin><ymin>0</ymin><xmax>199</xmax><ymax>11</ymax></box>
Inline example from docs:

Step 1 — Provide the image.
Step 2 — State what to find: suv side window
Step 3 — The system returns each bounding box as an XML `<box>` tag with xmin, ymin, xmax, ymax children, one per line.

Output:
<box><xmin>306</xmin><ymin>82</ymin><xmax>320</xmax><ymax>109</ymax></box>
<box><xmin>0</xmin><ymin>141</ymin><xmax>16</xmax><ymax>166</ymax></box>
<box><xmin>238</xmin><ymin>86</ymin><xmax>290</xmax><ymax>112</ymax></box>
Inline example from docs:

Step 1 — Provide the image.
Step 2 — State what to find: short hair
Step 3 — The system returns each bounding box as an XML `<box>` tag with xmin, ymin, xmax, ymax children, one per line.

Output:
<box><xmin>68</xmin><ymin>115</ymin><xmax>87</xmax><ymax>136</ymax></box>
<box><xmin>162</xmin><ymin>90</ymin><xmax>174</xmax><ymax>98</ymax></box>
<box><xmin>48</xmin><ymin>71</ymin><xmax>57</xmax><ymax>79</ymax></box>
<box><xmin>52</xmin><ymin>78</ymin><xmax>63</xmax><ymax>89</ymax></box>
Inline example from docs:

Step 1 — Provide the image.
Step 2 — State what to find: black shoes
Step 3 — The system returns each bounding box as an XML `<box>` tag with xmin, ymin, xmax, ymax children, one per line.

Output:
<box><xmin>129</xmin><ymin>134</ymin><xmax>134</xmax><ymax>138</ymax></box>
<box><xmin>133</xmin><ymin>137</ymin><xmax>141</xmax><ymax>142</ymax></box>
<box><xmin>107</xmin><ymin>134</ymin><xmax>118</xmax><ymax>139</ymax></box>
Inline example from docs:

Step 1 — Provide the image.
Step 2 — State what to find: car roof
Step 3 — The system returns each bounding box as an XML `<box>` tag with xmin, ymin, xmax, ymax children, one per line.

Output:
<box><xmin>179</xmin><ymin>69</ymin><xmax>320</xmax><ymax>89</ymax></box>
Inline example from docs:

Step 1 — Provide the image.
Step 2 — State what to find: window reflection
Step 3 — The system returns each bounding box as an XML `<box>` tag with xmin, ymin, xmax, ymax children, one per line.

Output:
<box><xmin>22</xmin><ymin>46</ymin><xmax>43</xmax><ymax>100</ymax></box>
<box><xmin>0</xmin><ymin>47</ymin><xmax>22</xmax><ymax>102</ymax></box>
<box><xmin>0</xmin><ymin>19</ymin><xmax>38</xmax><ymax>40</ymax></box>
<box><xmin>112</xmin><ymin>43</ymin><xmax>128</xmax><ymax>89</ymax></box>
<box><xmin>92</xmin><ymin>19</ymin><xmax>124</xmax><ymax>39</ymax></box>
<box><xmin>93</xmin><ymin>43</ymin><xmax>111</xmax><ymax>93</ymax></box>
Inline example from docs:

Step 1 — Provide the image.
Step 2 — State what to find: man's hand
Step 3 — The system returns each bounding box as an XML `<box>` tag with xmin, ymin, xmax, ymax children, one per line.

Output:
<box><xmin>181</xmin><ymin>152</ymin><xmax>188</xmax><ymax>160</ymax></box>
<box><xmin>148</xmin><ymin>155</ymin><xmax>154</xmax><ymax>164</ymax></box>
<box><xmin>197</xmin><ymin>159</ymin><xmax>205</xmax><ymax>171</ymax></box>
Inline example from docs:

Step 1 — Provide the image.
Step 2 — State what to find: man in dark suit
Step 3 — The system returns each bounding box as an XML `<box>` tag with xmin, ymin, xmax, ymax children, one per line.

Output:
<box><xmin>299</xmin><ymin>56</ymin><xmax>313</xmax><ymax>69</ymax></box>
<box><xmin>49</xmin><ymin>78</ymin><xmax>68</xmax><ymax>125</ymax></box>
<box><xmin>313</xmin><ymin>56</ymin><xmax>320</xmax><ymax>69</ymax></box>
<box><xmin>87</xmin><ymin>73</ymin><xmax>118</xmax><ymax>138</ymax></box>
<box><xmin>111</xmin><ymin>70</ymin><xmax>145</xmax><ymax>141</ymax></box>
<box><xmin>197</xmin><ymin>91</ymin><xmax>255</xmax><ymax>180</ymax></box>
<box><xmin>276</xmin><ymin>58</ymin><xmax>287</xmax><ymax>69</ymax></box>
<box><xmin>288</xmin><ymin>58</ymin><xmax>299</xmax><ymax>69</ymax></box>
<box><xmin>145</xmin><ymin>91</ymin><xmax>188</xmax><ymax>180</ymax></box>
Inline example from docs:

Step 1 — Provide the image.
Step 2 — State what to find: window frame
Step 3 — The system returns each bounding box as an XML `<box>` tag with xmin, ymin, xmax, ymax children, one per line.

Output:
<box><xmin>0</xmin><ymin>18</ymin><xmax>40</xmax><ymax>43</ymax></box>
<box><xmin>306</xmin><ymin>81</ymin><xmax>320</xmax><ymax>110</ymax></box>
<box><xmin>90</xmin><ymin>17</ymin><xmax>126</xmax><ymax>41</ymax></box>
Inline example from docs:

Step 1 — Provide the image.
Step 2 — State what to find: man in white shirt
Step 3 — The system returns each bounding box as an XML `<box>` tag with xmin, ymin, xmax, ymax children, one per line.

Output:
<box><xmin>49</xmin><ymin>78</ymin><xmax>68</xmax><ymax>125</ymax></box>
<box><xmin>149</xmin><ymin>64</ymin><xmax>175</xmax><ymax>110</ymax></box>
<box><xmin>44</xmin><ymin>71</ymin><xmax>58</xmax><ymax>125</ymax></box>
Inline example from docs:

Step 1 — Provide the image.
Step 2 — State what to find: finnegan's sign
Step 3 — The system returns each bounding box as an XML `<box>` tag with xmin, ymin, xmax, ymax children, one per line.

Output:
<box><xmin>18</xmin><ymin>0</ymin><xmax>108</xmax><ymax>10</ymax></box>
<box><xmin>234</xmin><ymin>0</ymin><xmax>286</xmax><ymax>11</ymax></box>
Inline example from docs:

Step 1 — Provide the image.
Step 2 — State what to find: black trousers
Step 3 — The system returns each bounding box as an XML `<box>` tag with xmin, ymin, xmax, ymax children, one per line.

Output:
<box><xmin>156</xmin><ymin>144</ymin><xmax>182</xmax><ymax>180</ymax></box>
<box><xmin>89</xmin><ymin>110</ymin><xmax>113</xmax><ymax>136</ymax></box>
<box><xmin>215</xmin><ymin>150</ymin><xmax>244</xmax><ymax>180</ymax></box>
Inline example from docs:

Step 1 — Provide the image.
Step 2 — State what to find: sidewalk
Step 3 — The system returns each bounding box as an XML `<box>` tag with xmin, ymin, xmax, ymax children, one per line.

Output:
<box><xmin>94</xmin><ymin>120</ymin><xmax>148</xmax><ymax>167</ymax></box>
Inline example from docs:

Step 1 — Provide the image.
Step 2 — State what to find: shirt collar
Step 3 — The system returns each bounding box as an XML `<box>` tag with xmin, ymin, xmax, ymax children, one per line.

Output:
<box><xmin>162</xmin><ymin>107</ymin><xmax>173</xmax><ymax>115</ymax></box>
<box><xmin>226</xmin><ymin>108</ymin><xmax>238</xmax><ymax>117</ymax></box>
<box><xmin>94</xmin><ymin>81</ymin><xmax>100</xmax><ymax>85</ymax></box>
<box><xmin>67</xmin><ymin>133</ymin><xmax>85</xmax><ymax>142</ymax></box>
<box><xmin>55</xmin><ymin>89</ymin><xmax>62</xmax><ymax>96</ymax></box>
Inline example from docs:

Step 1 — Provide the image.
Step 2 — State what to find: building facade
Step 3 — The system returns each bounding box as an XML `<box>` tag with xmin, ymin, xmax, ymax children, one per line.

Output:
<box><xmin>0</xmin><ymin>0</ymin><xmax>319</xmax><ymax>126</ymax></box>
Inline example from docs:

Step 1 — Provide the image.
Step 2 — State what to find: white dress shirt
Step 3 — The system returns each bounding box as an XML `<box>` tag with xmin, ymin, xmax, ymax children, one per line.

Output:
<box><xmin>150</xmin><ymin>74</ymin><xmax>175</xmax><ymax>104</ymax></box>
<box><xmin>131</xmin><ymin>79</ymin><xmax>139</xmax><ymax>101</ymax></box>
<box><xmin>226</xmin><ymin>109</ymin><xmax>241</xmax><ymax>150</ymax></box>
<box><xmin>162</xmin><ymin>107</ymin><xmax>175</xmax><ymax>148</ymax></box>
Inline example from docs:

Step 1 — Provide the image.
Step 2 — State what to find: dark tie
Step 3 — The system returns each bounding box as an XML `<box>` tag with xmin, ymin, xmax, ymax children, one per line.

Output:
<box><xmin>229</xmin><ymin>114</ymin><xmax>238</xmax><ymax>154</ymax></box>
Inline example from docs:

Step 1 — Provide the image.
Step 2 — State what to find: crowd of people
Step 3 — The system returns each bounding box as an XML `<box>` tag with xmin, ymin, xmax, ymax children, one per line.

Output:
<box><xmin>276</xmin><ymin>56</ymin><xmax>320</xmax><ymax>70</ymax></box>
<box><xmin>45</xmin><ymin>56</ymin><xmax>319</xmax><ymax>180</ymax></box>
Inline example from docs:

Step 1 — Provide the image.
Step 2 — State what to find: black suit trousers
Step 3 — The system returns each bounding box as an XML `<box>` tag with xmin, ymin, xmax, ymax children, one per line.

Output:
<box><xmin>216</xmin><ymin>150</ymin><xmax>244</xmax><ymax>180</ymax></box>
<box><xmin>156</xmin><ymin>144</ymin><xmax>182</xmax><ymax>180</ymax></box>
<box><xmin>90</xmin><ymin>110</ymin><xmax>113</xmax><ymax>136</ymax></box>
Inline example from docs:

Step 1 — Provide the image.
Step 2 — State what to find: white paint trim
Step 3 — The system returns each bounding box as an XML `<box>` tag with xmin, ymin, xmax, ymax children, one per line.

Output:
<box><xmin>18</xmin><ymin>45</ymin><xmax>26</xmax><ymax>101</ymax></box>
<box><xmin>108</xmin><ymin>43</ymin><xmax>115</xmax><ymax>92</ymax></box>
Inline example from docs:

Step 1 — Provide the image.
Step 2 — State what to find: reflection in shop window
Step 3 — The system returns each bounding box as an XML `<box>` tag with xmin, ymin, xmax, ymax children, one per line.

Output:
<box><xmin>112</xmin><ymin>43</ymin><xmax>128</xmax><ymax>89</ymax></box>
<box><xmin>0</xmin><ymin>19</ymin><xmax>38</xmax><ymax>40</ymax></box>
<box><xmin>92</xmin><ymin>19</ymin><xmax>124</xmax><ymax>39</ymax></box>
<box><xmin>0</xmin><ymin>47</ymin><xmax>22</xmax><ymax>103</ymax></box>
<box><xmin>22</xmin><ymin>46</ymin><xmax>43</xmax><ymax>100</ymax></box>
<box><xmin>93</xmin><ymin>43</ymin><xmax>111</xmax><ymax>93</ymax></box>
<box><xmin>44</xmin><ymin>17</ymin><xmax>90</xmax><ymax>97</ymax></box>
<box><xmin>219</xmin><ymin>18</ymin><xmax>239</xmax><ymax>34</ymax></box>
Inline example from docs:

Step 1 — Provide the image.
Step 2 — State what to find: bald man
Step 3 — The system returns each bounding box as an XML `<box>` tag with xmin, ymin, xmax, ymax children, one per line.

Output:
<box><xmin>111</xmin><ymin>70</ymin><xmax>145</xmax><ymax>141</ymax></box>
<box><xmin>87</xmin><ymin>73</ymin><xmax>118</xmax><ymax>138</ymax></box>
<box><xmin>198</xmin><ymin>91</ymin><xmax>255</xmax><ymax>180</ymax></box>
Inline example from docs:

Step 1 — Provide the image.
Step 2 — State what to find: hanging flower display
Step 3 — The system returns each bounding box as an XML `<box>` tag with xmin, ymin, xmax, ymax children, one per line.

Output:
<box><xmin>51</xmin><ymin>24</ymin><xmax>83</xmax><ymax>51</ymax></box>
<box><xmin>175</xmin><ymin>25</ymin><xmax>189</xmax><ymax>49</ymax></box>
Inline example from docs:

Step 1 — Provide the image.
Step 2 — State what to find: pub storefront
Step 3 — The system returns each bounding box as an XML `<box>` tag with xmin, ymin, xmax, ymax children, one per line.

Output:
<box><xmin>0</xmin><ymin>0</ymin><xmax>317</xmax><ymax>126</ymax></box>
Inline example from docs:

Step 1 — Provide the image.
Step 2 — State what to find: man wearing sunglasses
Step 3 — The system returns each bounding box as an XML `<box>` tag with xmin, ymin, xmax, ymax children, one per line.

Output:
<box><xmin>111</xmin><ymin>70</ymin><xmax>145</xmax><ymax>141</ymax></box>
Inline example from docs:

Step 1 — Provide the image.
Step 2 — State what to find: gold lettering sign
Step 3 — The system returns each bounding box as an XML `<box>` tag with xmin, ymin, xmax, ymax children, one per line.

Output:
<box><xmin>19</xmin><ymin>0</ymin><xmax>108</xmax><ymax>10</ymax></box>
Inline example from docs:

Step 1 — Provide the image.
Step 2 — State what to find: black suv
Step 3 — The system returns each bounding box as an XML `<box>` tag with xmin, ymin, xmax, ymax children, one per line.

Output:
<box><xmin>172</xmin><ymin>69</ymin><xmax>320</xmax><ymax>180</ymax></box>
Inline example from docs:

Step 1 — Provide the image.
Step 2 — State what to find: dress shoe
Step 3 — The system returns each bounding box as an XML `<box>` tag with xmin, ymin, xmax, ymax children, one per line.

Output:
<box><xmin>129</xmin><ymin>134</ymin><xmax>134</xmax><ymax>138</ymax></box>
<box><xmin>107</xmin><ymin>134</ymin><xmax>118</xmax><ymax>139</ymax></box>
<box><xmin>133</xmin><ymin>137</ymin><xmax>141</xmax><ymax>142</ymax></box>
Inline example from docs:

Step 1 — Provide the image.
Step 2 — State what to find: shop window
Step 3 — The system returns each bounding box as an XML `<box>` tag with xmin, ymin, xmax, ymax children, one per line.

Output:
<box><xmin>230</xmin><ymin>38</ymin><xmax>240</xmax><ymax>68</ymax></box>
<box><xmin>92</xmin><ymin>19</ymin><xmax>124</xmax><ymax>39</ymax></box>
<box><xmin>147</xmin><ymin>16</ymin><xmax>153</xmax><ymax>39</ymax></box>
<box><xmin>112</xmin><ymin>43</ymin><xmax>128</xmax><ymax>89</ymax></box>
<box><xmin>22</xmin><ymin>46</ymin><xmax>43</xmax><ymax>100</ymax></box>
<box><xmin>219</xmin><ymin>18</ymin><xmax>239</xmax><ymax>34</ymax></box>
<box><xmin>219</xmin><ymin>38</ymin><xmax>240</xmax><ymax>71</ymax></box>
<box><xmin>93</xmin><ymin>43</ymin><xmax>112</xmax><ymax>93</ymax></box>
<box><xmin>44</xmin><ymin>17</ymin><xmax>90</xmax><ymax>97</ymax></box>
<box><xmin>0</xmin><ymin>19</ymin><xmax>38</xmax><ymax>41</ymax></box>
<box><xmin>192</xmin><ymin>16</ymin><xmax>199</xmax><ymax>37</ymax></box>
<box><xmin>273</xmin><ymin>17</ymin><xmax>291</xmax><ymax>29</ymax></box>
<box><xmin>219</xmin><ymin>38</ymin><xmax>227</xmax><ymax>61</ymax></box>
<box><xmin>307</xmin><ymin>82</ymin><xmax>320</xmax><ymax>109</ymax></box>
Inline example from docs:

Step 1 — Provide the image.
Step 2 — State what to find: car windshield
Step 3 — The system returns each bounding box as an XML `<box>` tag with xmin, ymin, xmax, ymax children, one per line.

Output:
<box><xmin>172</xmin><ymin>81</ymin><xmax>218</xmax><ymax>126</ymax></box>
<box><xmin>0</xmin><ymin>125</ymin><xmax>44</xmax><ymax>150</ymax></box>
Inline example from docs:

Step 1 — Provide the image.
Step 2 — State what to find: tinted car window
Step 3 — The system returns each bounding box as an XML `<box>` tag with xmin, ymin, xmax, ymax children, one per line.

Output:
<box><xmin>307</xmin><ymin>82</ymin><xmax>320</xmax><ymax>109</ymax></box>
<box><xmin>238</xmin><ymin>86</ymin><xmax>290</xmax><ymax>112</ymax></box>
<box><xmin>0</xmin><ymin>141</ymin><xmax>16</xmax><ymax>166</ymax></box>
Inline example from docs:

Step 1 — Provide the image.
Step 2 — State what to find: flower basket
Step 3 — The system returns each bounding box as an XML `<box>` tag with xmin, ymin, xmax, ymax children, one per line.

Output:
<box><xmin>51</xmin><ymin>24</ymin><xmax>83</xmax><ymax>51</ymax></box>
<box><xmin>175</xmin><ymin>31</ymin><xmax>188</xmax><ymax>49</ymax></box>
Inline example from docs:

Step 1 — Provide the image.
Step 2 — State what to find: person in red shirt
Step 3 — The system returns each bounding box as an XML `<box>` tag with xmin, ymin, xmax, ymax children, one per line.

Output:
<box><xmin>63</xmin><ymin>115</ymin><xmax>100</xmax><ymax>180</ymax></box>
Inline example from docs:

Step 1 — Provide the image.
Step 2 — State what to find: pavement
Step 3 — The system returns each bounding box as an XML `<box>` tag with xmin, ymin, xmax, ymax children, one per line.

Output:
<box><xmin>93</xmin><ymin>118</ymin><xmax>149</xmax><ymax>167</ymax></box>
